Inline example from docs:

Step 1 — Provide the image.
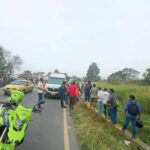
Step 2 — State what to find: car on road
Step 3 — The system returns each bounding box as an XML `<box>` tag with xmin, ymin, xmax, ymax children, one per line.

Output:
<box><xmin>45</xmin><ymin>73</ymin><xmax>66</xmax><ymax>98</ymax></box>
<box><xmin>2</xmin><ymin>79</ymin><xmax>33</xmax><ymax>95</ymax></box>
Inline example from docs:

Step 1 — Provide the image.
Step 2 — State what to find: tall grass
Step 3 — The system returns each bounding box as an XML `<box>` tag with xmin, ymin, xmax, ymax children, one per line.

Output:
<box><xmin>93</xmin><ymin>82</ymin><xmax>150</xmax><ymax>145</ymax></box>
<box><xmin>95</xmin><ymin>82</ymin><xmax>150</xmax><ymax>114</ymax></box>
<box><xmin>72</xmin><ymin>102</ymin><xmax>141</xmax><ymax>150</ymax></box>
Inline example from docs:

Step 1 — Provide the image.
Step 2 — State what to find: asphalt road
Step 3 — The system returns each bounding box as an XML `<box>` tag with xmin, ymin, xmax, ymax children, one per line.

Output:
<box><xmin>0</xmin><ymin>89</ymin><xmax>79</xmax><ymax>150</ymax></box>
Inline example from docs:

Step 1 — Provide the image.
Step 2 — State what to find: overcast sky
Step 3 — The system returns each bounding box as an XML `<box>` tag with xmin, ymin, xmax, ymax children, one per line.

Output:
<box><xmin>0</xmin><ymin>0</ymin><xmax>150</xmax><ymax>77</ymax></box>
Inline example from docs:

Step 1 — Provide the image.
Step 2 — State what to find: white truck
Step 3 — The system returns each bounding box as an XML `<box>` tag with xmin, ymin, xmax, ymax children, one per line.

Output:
<box><xmin>45</xmin><ymin>73</ymin><xmax>66</xmax><ymax>98</ymax></box>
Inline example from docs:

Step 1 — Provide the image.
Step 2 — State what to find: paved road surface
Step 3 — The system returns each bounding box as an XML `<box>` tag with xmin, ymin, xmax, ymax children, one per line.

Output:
<box><xmin>0</xmin><ymin>89</ymin><xmax>79</xmax><ymax>150</ymax></box>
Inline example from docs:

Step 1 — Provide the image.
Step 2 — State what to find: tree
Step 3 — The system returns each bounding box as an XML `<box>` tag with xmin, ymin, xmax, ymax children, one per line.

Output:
<box><xmin>107</xmin><ymin>71</ymin><xmax>123</xmax><ymax>84</ymax></box>
<box><xmin>0</xmin><ymin>46</ymin><xmax>23</xmax><ymax>82</ymax></box>
<box><xmin>86</xmin><ymin>62</ymin><xmax>100</xmax><ymax>81</ymax></box>
<box><xmin>11</xmin><ymin>55</ymin><xmax>23</xmax><ymax>70</ymax></box>
<box><xmin>121</xmin><ymin>68</ymin><xmax>140</xmax><ymax>81</ymax></box>
<box><xmin>143</xmin><ymin>68</ymin><xmax>150</xmax><ymax>84</ymax></box>
<box><xmin>108</xmin><ymin>68</ymin><xmax>140</xmax><ymax>84</ymax></box>
<box><xmin>18</xmin><ymin>70</ymin><xmax>33</xmax><ymax>80</ymax></box>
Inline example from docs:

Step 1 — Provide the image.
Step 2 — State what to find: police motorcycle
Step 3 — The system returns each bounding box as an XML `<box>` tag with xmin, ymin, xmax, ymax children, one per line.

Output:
<box><xmin>0</xmin><ymin>90</ymin><xmax>45</xmax><ymax>150</ymax></box>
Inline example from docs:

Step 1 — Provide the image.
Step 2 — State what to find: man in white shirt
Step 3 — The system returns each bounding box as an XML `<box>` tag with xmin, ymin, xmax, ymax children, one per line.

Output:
<box><xmin>97</xmin><ymin>87</ymin><xmax>104</xmax><ymax>115</ymax></box>
<box><xmin>37</xmin><ymin>78</ymin><xmax>45</xmax><ymax>108</ymax></box>
<box><xmin>102</xmin><ymin>88</ymin><xmax>110</xmax><ymax>117</ymax></box>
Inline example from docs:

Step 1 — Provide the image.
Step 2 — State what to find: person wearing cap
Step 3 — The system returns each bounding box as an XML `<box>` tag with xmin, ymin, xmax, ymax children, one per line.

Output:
<box><xmin>37</xmin><ymin>78</ymin><xmax>45</xmax><ymax>108</ymax></box>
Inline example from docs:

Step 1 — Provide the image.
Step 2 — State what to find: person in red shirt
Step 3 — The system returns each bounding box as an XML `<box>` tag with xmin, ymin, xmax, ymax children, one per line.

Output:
<box><xmin>68</xmin><ymin>81</ymin><xmax>78</xmax><ymax>109</ymax></box>
<box><xmin>75</xmin><ymin>83</ymin><xmax>81</xmax><ymax>102</ymax></box>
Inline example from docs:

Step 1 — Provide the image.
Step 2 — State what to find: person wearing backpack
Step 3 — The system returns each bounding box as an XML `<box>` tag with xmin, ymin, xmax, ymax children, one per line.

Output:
<box><xmin>122</xmin><ymin>95</ymin><xmax>141</xmax><ymax>138</ymax></box>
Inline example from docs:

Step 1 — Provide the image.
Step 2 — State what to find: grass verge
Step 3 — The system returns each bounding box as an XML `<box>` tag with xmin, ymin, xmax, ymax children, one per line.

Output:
<box><xmin>72</xmin><ymin>101</ymin><xmax>144</xmax><ymax>150</ymax></box>
<box><xmin>94</xmin><ymin>81</ymin><xmax>150</xmax><ymax>145</ymax></box>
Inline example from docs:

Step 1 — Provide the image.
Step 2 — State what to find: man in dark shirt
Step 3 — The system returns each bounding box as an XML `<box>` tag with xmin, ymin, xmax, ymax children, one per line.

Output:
<box><xmin>60</xmin><ymin>81</ymin><xmax>67</xmax><ymax>108</ymax></box>
<box><xmin>122</xmin><ymin>95</ymin><xmax>141</xmax><ymax>138</ymax></box>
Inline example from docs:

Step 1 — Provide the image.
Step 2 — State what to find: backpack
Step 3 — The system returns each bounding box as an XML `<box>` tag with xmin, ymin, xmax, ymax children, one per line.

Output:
<box><xmin>128</xmin><ymin>102</ymin><xmax>138</xmax><ymax>116</ymax></box>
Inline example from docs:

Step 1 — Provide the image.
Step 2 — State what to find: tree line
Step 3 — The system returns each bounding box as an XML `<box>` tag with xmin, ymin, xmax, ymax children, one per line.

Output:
<box><xmin>0</xmin><ymin>45</ymin><xmax>150</xmax><ymax>85</ymax></box>
<box><xmin>86</xmin><ymin>62</ymin><xmax>150</xmax><ymax>85</ymax></box>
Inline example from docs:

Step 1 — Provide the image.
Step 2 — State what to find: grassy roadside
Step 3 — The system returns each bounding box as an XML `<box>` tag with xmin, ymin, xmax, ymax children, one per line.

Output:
<box><xmin>117</xmin><ymin>106</ymin><xmax>150</xmax><ymax>145</ymax></box>
<box><xmin>72</xmin><ymin>101</ymin><xmax>142</xmax><ymax>150</ymax></box>
<box><xmin>94</xmin><ymin>82</ymin><xmax>150</xmax><ymax>145</ymax></box>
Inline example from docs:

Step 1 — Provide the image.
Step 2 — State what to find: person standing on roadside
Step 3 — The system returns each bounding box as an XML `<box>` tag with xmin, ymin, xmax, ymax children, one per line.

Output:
<box><xmin>102</xmin><ymin>88</ymin><xmax>110</xmax><ymax>118</ymax></box>
<box><xmin>76</xmin><ymin>82</ymin><xmax>81</xmax><ymax>102</ymax></box>
<box><xmin>60</xmin><ymin>81</ymin><xmax>67</xmax><ymax>108</ymax></box>
<box><xmin>90</xmin><ymin>84</ymin><xmax>98</xmax><ymax>108</ymax></box>
<box><xmin>122</xmin><ymin>95</ymin><xmax>141</xmax><ymax>138</ymax></box>
<box><xmin>37</xmin><ymin>78</ymin><xmax>45</xmax><ymax>108</ymax></box>
<box><xmin>84</xmin><ymin>81</ymin><xmax>92</xmax><ymax>102</ymax></box>
<box><xmin>107</xmin><ymin>89</ymin><xmax>117</xmax><ymax>124</ymax></box>
<box><xmin>65</xmin><ymin>83</ymin><xmax>70</xmax><ymax>105</ymax></box>
<box><xmin>81</xmin><ymin>80</ymin><xmax>86</xmax><ymax>99</ymax></box>
<box><xmin>97</xmin><ymin>87</ymin><xmax>104</xmax><ymax>115</ymax></box>
<box><xmin>68</xmin><ymin>81</ymin><xmax>77</xmax><ymax>109</ymax></box>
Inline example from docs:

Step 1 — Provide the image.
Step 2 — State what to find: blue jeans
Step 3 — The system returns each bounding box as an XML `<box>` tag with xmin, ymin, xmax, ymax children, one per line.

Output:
<box><xmin>109</xmin><ymin>106</ymin><xmax>117</xmax><ymax>124</ymax></box>
<box><xmin>64</xmin><ymin>94</ymin><xmax>68</xmax><ymax>105</ymax></box>
<box><xmin>98</xmin><ymin>101</ymin><xmax>104</xmax><ymax>115</ymax></box>
<box><xmin>85</xmin><ymin>91</ymin><xmax>90</xmax><ymax>101</ymax></box>
<box><xmin>38</xmin><ymin>93</ymin><xmax>44</xmax><ymax>108</ymax></box>
<box><xmin>123</xmin><ymin>114</ymin><xmax>137</xmax><ymax>137</ymax></box>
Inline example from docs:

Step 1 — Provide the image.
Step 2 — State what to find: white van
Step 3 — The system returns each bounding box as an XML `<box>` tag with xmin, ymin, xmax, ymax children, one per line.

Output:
<box><xmin>45</xmin><ymin>73</ymin><xmax>66</xmax><ymax>98</ymax></box>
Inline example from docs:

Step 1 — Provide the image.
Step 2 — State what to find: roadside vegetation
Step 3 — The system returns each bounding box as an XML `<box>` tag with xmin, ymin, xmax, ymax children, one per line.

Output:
<box><xmin>95</xmin><ymin>82</ymin><xmax>150</xmax><ymax>114</ymax></box>
<box><xmin>96</xmin><ymin>82</ymin><xmax>150</xmax><ymax>145</ymax></box>
<box><xmin>72</xmin><ymin>102</ymin><xmax>141</xmax><ymax>150</ymax></box>
<box><xmin>72</xmin><ymin>81</ymin><xmax>150</xmax><ymax>149</ymax></box>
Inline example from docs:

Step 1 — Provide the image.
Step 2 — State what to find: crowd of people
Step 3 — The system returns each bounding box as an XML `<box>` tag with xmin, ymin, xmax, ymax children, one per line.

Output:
<box><xmin>81</xmin><ymin>81</ymin><xmax>118</xmax><ymax>124</ymax></box>
<box><xmin>60</xmin><ymin>80</ymin><xmax>141</xmax><ymax>139</ymax></box>
<box><xmin>37</xmin><ymin>78</ymin><xmax>141</xmax><ymax>139</ymax></box>
<box><xmin>60</xmin><ymin>80</ymin><xmax>81</xmax><ymax>109</ymax></box>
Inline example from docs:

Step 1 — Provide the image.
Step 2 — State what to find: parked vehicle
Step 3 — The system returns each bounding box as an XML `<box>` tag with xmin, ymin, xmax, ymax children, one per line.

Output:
<box><xmin>2</xmin><ymin>80</ymin><xmax>33</xmax><ymax>95</ymax></box>
<box><xmin>0</xmin><ymin>90</ymin><xmax>44</xmax><ymax>150</ymax></box>
<box><xmin>45</xmin><ymin>73</ymin><xmax>66</xmax><ymax>98</ymax></box>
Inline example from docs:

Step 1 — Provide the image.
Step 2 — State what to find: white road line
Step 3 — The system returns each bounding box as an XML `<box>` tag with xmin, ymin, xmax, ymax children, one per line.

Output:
<box><xmin>63</xmin><ymin>108</ymin><xmax>70</xmax><ymax>150</ymax></box>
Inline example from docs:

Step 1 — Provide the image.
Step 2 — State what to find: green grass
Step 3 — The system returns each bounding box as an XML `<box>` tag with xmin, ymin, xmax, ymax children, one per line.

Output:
<box><xmin>72</xmin><ymin>102</ymin><xmax>142</xmax><ymax>150</ymax></box>
<box><xmin>94</xmin><ymin>81</ymin><xmax>150</xmax><ymax>145</ymax></box>
<box><xmin>117</xmin><ymin>106</ymin><xmax>150</xmax><ymax>145</ymax></box>
<box><xmin>95</xmin><ymin>82</ymin><xmax>150</xmax><ymax>114</ymax></box>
